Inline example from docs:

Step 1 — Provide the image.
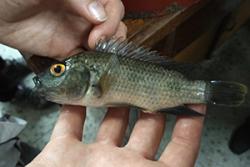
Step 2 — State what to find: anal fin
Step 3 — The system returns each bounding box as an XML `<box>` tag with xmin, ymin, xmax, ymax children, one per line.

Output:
<box><xmin>157</xmin><ymin>106</ymin><xmax>204</xmax><ymax>116</ymax></box>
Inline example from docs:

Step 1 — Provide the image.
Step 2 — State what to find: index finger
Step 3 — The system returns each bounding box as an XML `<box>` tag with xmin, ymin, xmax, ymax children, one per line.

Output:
<box><xmin>50</xmin><ymin>105</ymin><xmax>86</xmax><ymax>141</ymax></box>
<box><xmin>159</xmin><ymin>105</ymin><xmax>206</xmax><ymax>167</ymax></box>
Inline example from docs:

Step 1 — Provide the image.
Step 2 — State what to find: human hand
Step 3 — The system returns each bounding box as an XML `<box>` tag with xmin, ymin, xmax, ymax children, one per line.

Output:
<box><xmin>27</xmin><ymin>105</ymin><xmax>206</xmax><ymax>167</ymax></box>
<box><xmin>0</xmin><ymin>0</ymin><xmax>126</xmax><ymax>59</ymax></box>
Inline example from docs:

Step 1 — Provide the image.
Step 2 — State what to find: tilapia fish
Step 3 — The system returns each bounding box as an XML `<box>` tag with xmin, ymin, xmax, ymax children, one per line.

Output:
<box><xmin>33</xmin><ymin>39</ymin><xmax>248</xmax><ymax>115</ymax></box>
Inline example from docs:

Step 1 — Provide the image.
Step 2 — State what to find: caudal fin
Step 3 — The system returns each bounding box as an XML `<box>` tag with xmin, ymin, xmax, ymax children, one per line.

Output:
<box><xmin>205</xmin><ymin>81</ymin><xmax>248</xmax><ymax>106</ymax></box>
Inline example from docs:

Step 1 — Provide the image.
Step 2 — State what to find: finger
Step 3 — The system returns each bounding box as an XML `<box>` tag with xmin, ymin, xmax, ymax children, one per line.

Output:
<box><xmin>159</xmin><ymin>105</ymin><xmax>206</xmax><ymax>167</ymax></box>
<box><xmin>96</xmin><ymin>107</ymin><xmax>129</xmax><ymax>146</ymax></box>
<box><xmin>88</xmin><ymin>0</ymin><xmax>125</xmax><ymax>48</ymax></box>
<box><xmin>126</xmin><ymin>112</ymin><xmax>166</xmax><ymax>159</ymax></box>
<box><xmin>88</xmin><ymin>21</ymin><xmax>127</xmax><ymax>49</ymax></box>
<box><xmin>68</xmin><ymin>48</ymin><xmax>85</xmax><ymax>56</ymax></box>
<box><xmin>113</xmin><ymin>22</ymin><xmax>128</xmax><ymax>40</ymax></box>
<box><xmin>66</xmin><ymin>0</ymin><xmax>107</xmax><ymax>24</ymax></box>
<box><xmin>50</xmin><ymin>105</ymin><xmax>86</xmax><ymax>141</ymax></box>
<box><xmin>55</xmin><ymin>48</ymin><xmax>85</xmax><ymax>61</ymax></box>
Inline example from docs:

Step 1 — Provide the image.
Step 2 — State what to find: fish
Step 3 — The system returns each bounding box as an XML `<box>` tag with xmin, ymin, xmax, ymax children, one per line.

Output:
<box><xmin>33</xmin><ymin>39</ymin><xmax>248</xmax><ymax>116</ymax></box>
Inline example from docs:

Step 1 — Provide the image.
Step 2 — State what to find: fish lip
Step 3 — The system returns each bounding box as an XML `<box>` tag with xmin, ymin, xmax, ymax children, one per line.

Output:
<box><xmin>32</xmin><ymin>76</ymin><xmax>46</xmax><ymax>97</ymax></box>
<box><xmin>33</xmin><ymin>76</ymin><xmax>41</xmax><ymax>87</ymax></box>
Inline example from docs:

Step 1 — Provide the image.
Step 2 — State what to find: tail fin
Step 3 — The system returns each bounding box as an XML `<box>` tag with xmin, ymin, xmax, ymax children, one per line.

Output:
<box><xmin>205</xmin><ymin>81</ymin><xmax>248</xmax><ymax>106</ymax></box>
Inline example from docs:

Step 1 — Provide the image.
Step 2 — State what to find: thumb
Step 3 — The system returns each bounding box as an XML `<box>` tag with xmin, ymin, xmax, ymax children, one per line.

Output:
<box><xmin>67</xmin><ymin>0</ymin><xmax>107</xmax><ymax>23</ymax></box>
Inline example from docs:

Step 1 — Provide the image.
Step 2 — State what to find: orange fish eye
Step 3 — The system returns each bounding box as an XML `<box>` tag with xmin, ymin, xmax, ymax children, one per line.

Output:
<box><xmin>50</xmin><ymin>64</ymin><xmax>65</xmax><ymax>77</ymax></box>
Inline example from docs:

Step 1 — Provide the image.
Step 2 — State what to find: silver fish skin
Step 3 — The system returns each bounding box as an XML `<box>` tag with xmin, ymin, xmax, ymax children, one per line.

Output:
<box><xmin>33</xmin><ymin>40</ymin><xmax>248</xmax><ymax>114</ymax></box>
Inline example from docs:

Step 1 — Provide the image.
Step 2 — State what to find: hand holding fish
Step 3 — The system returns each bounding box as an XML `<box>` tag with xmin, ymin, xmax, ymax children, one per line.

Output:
<box><xmin>0</xmin><ymin>0</ymin><xmax>126</xmax><ymax>59</ymax></box>
<box><xmin>27</xmin><ymin>105</ymin><xmax>206</xmax><ymax>167</ymax></box>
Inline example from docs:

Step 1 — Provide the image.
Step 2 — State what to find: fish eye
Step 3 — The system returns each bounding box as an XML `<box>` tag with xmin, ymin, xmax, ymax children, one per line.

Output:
<box><xmin>50</xmin><ymin>64</ymin><xmax>65</xmax><ymax>77</ymax></box>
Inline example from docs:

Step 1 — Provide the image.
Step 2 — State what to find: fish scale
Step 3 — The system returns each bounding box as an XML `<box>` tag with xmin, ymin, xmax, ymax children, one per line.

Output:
<box><xmin>82</xmin><ymin>53</ymin><xmax>207</xmax><ymax>111</ymax></box>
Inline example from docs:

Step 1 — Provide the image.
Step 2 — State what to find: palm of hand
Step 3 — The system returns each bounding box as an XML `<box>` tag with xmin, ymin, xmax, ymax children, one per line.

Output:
<box><xmin>28</xmin><ymin>105</ymin><xmax>205</xmax><ymax>167</ymax></box>
<box><xmin>33</xmin><ymin>139</ymin><xmax>163</xmax><ymax>167</ymax></box>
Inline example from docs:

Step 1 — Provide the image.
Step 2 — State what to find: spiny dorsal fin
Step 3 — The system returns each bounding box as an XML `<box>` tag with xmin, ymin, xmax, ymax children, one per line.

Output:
<box><xmin>95</xmin><ymin>38</ymin><xmax>170</xmax><ymax>64</ymax></box>
<box><xmin>95</xmin><ymin>38</ymin><xmax>202</xmax><ymax>80</ymax></box>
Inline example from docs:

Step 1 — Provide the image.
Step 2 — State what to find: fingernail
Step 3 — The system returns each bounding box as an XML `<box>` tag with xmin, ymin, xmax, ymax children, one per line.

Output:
<box><xmin>88</xmin><ymin>1</ymin><xmax>107</xmax><ymax>22</ymax></box>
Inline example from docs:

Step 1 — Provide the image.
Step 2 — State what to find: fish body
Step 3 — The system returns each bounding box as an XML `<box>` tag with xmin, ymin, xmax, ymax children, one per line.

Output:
<box><xmin>34</xmin><ymin>40</ymin><xmax>248</xmax><ymax>115</ymax></box>
<box><xmin>69</xmin><ymin>52</ymin><xmax>206</xmax><ymax>111</ymax></box>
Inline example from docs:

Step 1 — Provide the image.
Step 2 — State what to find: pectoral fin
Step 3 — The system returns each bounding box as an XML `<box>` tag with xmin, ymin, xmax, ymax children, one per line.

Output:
<box><xmin>87</xmin><ymin>65</ymin><xmax>103</xmax><ymax>98</ymax></box>
<box><xmin>157</xmin><ymin>106</ymin><xmax>204</xmax><ymax>116</ymax></box>
<box><xmin>89</xmin><ymin>84</ymin><xmax>102</xmax><ymax>98</ymax></box>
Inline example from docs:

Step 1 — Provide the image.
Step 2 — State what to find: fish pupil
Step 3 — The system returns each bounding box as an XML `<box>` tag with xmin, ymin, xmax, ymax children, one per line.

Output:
<box><xmin>54</xmin><ymin>66</ymin><xmax>61</xmax><ymax>73</ymax></box>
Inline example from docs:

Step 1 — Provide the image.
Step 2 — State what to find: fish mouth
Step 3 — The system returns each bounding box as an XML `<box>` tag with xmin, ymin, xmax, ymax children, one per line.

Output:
<box><xmin>33</xmin><ymin>76</ymin><xmax>41</xmax><ymax>87</ymax></box>
<box><xmin>32</xmin><ymin>76</ymin><xmax>46</xmax><ymax>97</ymax></box>
<box><xmin>32</xmin><ymin>85</ymin><xmax>59</xmax><ymax>103</ymax></box>
<box><xmin>32</xmin><ymin>76</ymin><xmax>66</xmax><ymax>103</ymax></box>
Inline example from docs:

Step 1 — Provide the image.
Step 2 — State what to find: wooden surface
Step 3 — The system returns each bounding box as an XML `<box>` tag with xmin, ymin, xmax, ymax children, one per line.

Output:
<box><xmin>123</xmin><ymin>0</ymin><xmax>230</xmax><ymax>60</ymax></box>
<box><xmin>122</xmin><ymin>0</ymin><xmax>198</xmax><ymax>13</ymax></box>
<box><xmin>124</xmin><ymin>0</ymin><xmax>209</xmax><ymax>47</ymax></box>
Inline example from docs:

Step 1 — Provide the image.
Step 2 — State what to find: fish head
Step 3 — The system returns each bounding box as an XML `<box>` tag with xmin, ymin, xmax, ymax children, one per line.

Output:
<box><xmin>33</xmin><ymin>59</ymin><xmax>90</xmax><ymax>104</ymax></box>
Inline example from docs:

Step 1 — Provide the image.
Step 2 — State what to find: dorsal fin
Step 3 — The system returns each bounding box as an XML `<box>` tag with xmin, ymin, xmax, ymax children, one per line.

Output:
<box><xmin>95</xmin><ymin>38</ymin><xmax>202</xmax><ymax>80</ymax></box>
<box><xmin>95</xmin><ymin>38</ymin><xmax>170</xmax><ymax>64</ymax></box>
